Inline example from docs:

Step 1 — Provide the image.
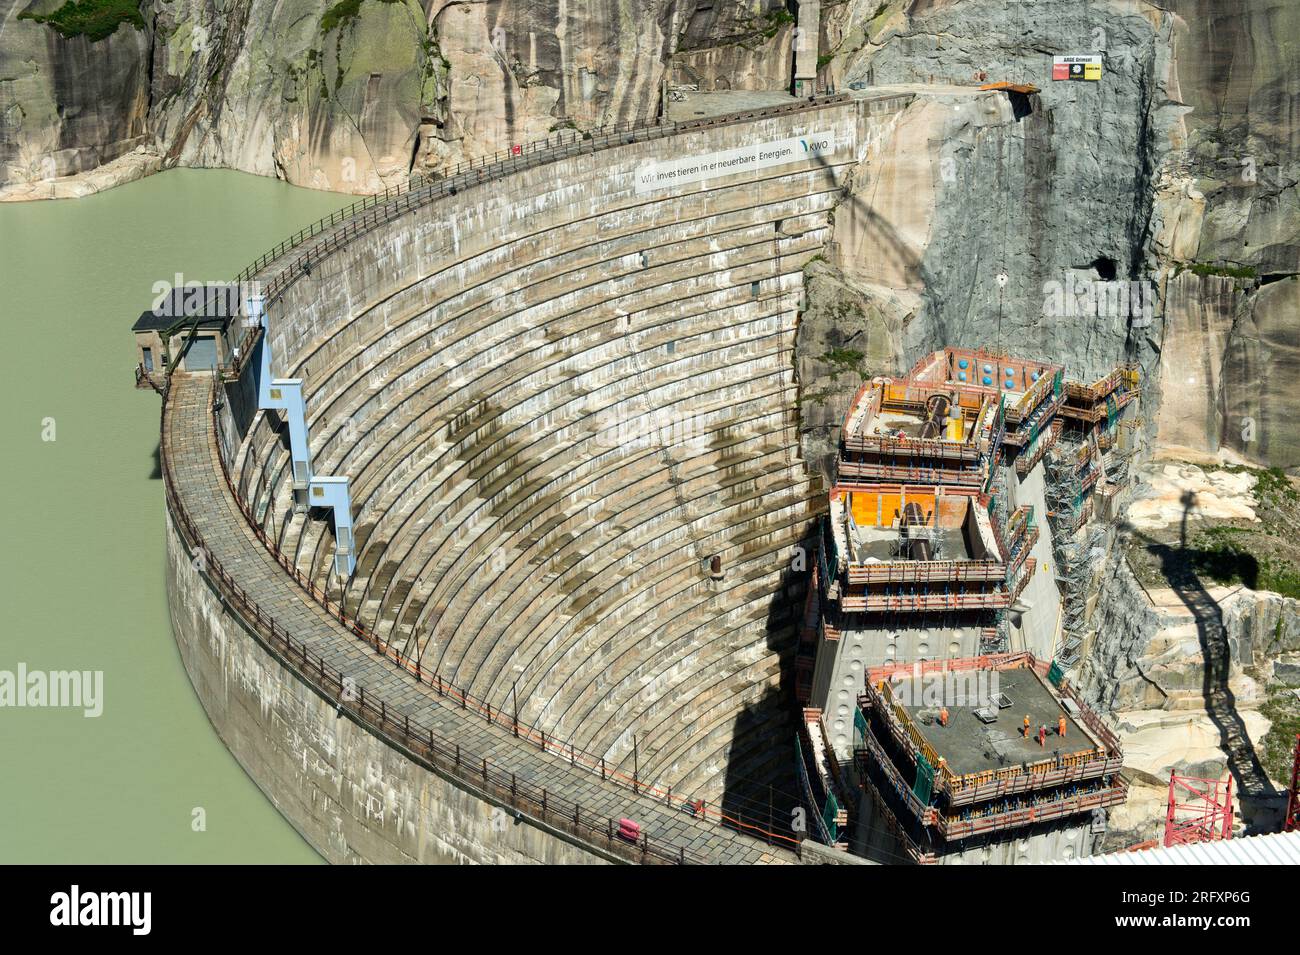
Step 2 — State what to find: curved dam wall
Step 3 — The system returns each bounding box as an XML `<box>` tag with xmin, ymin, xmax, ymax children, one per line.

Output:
<box><xmin>164</xmin><ymin>511</ymin><xmax>612</xmax><ymax>864</ymax></box>
<box><xmin>221</xmin><ymin>94</ymin><xmax>912</xmax><ymax>817</ymax></box>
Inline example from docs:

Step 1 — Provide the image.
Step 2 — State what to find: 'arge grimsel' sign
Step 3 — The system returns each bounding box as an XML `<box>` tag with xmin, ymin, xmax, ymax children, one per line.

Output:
<box><xmin>635</xmin><ymin>132</ymin><xmax>837</xmax><ymax>194</ymax></box>
<box><xmin>1053</xmin><ymin>55</ymin><xmax>1102</xmax><ymax>81</ymax></box>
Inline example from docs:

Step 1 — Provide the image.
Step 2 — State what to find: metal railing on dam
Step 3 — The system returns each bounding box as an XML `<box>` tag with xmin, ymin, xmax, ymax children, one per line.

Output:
<box><xmin>220</xmin><ymin>92</ymin><xmax>880</xmax><ymax>380</ymax></box>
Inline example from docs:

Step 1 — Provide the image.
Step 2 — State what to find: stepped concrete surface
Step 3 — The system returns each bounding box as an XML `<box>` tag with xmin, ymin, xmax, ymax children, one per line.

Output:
<box><xmin>167</xmin><ymin>372</ymin><xmax>793</xmax><ymax>863</ymax></box>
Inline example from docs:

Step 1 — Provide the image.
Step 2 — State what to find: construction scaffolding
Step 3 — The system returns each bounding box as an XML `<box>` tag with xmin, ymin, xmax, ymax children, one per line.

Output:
<box><xmin>854</xmin><ymin>653</ymin><xmax>1126</xmax><ymax>861</ymax></box>
<box><xmin>1164</xmin><ymin>773</ymin><xmax>1234</xmax><ymax>846</ymax></box>
<box><xmin>1045</xmin><ymin>440</ymin><xmax>1105</xmax><ymax>669</ymax></box>
<box><xmin>796</xmin><ymin>710</ymin><xmax>851</xmax><ymax>847</ymax></box>
<box><xmin>1096</xmin><ymin>417</ymin><xmax>1141</xmax><ymax>519</ymax></box>
<box><xmin>1041</xmin><ymin>363</ymin><xmax>1141</xmax><ymax>671</ymax></box>
<box><xmin>981</xmin><ymin>469</ymin><xmax>1031</xmax><ymax>656</ymax></box>
<box><xmin>804</xmin><ymin>351</ymin><xmax>1143</xmax><ymax>862</ymax></box>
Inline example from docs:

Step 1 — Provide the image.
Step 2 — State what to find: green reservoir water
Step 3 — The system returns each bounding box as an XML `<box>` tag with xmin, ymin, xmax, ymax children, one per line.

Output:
<box><xmin>0</xmin><ymin>170</ymin><xmax>352</xmax><ymax>863</ymax></box>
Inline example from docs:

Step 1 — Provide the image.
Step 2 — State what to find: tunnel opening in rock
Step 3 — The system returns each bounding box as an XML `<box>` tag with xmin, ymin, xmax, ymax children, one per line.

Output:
<box><xmin>1091</xmin><ymin>257</ymin><xmax>1119</xmax><ymax>281</ymax></box>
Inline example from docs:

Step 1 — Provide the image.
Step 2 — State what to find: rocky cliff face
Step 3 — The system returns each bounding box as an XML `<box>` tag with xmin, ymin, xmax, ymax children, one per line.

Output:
<box><xmin>797</xmin><ymin>1</ymin><xmax>1171</xmax><ymax>473</ymax></box>
<box><xmin>670</xmin><ymin>0</ymin><xmax>795</xmax><ymax>92</ymax></box>
<box><xmin>794</xmin><ymin>0</ymin><xmax>1300</xmax><ymax>471</ymax></box>
<box><xmin>6</xmin><ymin>1</ymin><xmax>1294</xmax><ymax>517</ymax></box>
<box><xmin>0</xmin><ymin>0</ymin><xmax>152</xmax><ymax>183</ymax></box>
<box><xmin>7</xmin><ymin>2</ymin><xmax>1295</xmax><ymax>425</ymax></box>
<box><xmin>145</xmin><ymin>0</ymin><xmax>437</xmax><ymax>192</ymax></box>
<box><xmin>1074</xmin><ymin>554</ymin><xmax>1300</xmax><ymax>717</ymax></box>
<box><xmin>786</xmin><ymin>2</ymin><xmax>1300</xmax><ymax>811</ymax></box>
<box><xmin>2</xmin><ymin>1</ymin><xmax>805</xmax><ymax>195</ymax></box>
<box><xmin>1140</xmin><ymin>0</ymin><xmax>1300</xmax><ymax>470</ymax></box>
<box><xmin>1077</xmin><ymin>546</ymin><xmax>1299</xmax><ymax>831</ymax></box>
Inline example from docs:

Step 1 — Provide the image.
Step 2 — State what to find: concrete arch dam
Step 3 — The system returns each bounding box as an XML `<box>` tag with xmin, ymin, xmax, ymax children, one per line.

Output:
<box><xmin>162</xmin><ymin>92</ymin><xmax>912</xmax><ymax>864</ymax></box>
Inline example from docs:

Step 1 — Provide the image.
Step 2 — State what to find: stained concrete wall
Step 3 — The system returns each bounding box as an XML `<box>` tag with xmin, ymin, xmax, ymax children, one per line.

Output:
<box><xmin>260</xmin><ymin>107</ymin><xmax>863</xmax><ymax>372</ymax></box>
<box><xmin>165</xmin><ymin>510</ymin><xmax>611</xmax><ymax>864</ymax></box>
<box><xmin>223</xmin><ymin>93</ymin><xmax>916</xmax><ymax>803</ymax></box>
<box><xmin>168</xmin><ymin>95</ymin><xmax>933</xmax><ymax>862</ymax></box>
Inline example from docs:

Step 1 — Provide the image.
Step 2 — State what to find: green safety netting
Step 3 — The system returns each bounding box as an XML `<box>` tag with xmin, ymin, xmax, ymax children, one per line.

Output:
<box><xmin>1048</xmin><ymin>661</ymin><xmax>1065</xmax><ymax>687</ymax></box>
<box><xmin>913</xmin><ymin>753</ymin><xmax>934</xmax><ymax>804</ymax></box>
<box><xmin>821</xmin><ymin>513</ymin><xmax>838</xmax><ymax>571</ymax></box>
<box><xmin>1053</xmin><ymin>370</ymin><xmax>1063</xmax><ymax>397</ymax></box>
<box><xmin>854</xmin><ymin>707</ymin><xmax>868</xmax><ymax>745</ymax></box>
<box><xmin>822</xmin><ymin>791</ymin><xmax>840</xmax><ymax>842</ymax></box>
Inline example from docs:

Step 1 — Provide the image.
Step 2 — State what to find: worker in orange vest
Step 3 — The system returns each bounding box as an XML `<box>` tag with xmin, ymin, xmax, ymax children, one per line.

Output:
<box><xmin>939</xmin><ymin>706</ymin><xmax>950</xmax><ymax>727</ymax></box>
<box><xmin>1058</xmin><ymin>715</ymin><xmax>1067</xmax><ymax>738</ymax></box>
<box><xmin>1023</xmin><ymin>715</ymin><xmax>1031</xmax><ymax>738</ymax></box>
<box><xmin>1038</xmin><ymin>724</ymin><xmax>1047</xmax><ymax>747</ymax></box>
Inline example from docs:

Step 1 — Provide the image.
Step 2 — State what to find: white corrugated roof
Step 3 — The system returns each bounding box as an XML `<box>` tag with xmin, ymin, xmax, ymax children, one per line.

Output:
<box><xmin>1062</xmin><ymin>829</ymin><xmax>1300</xmax><ymax>865</ymax></box>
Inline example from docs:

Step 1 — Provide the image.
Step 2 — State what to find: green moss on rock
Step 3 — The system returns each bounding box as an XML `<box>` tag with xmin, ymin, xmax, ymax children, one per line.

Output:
<box><xmin>1187</xmin><ymin>262</ymin><xmax>1259</xmax><ymax>280</ymax></box>
<box><xmin>18</xmin><ymin>0</ymin><xmax>144</xmax><ymax>42</ymax></box>
<box><xmin>1261</xmin><ymin>682</ymin><xmax>1300</xmax><ymax>785</ymax></box>
<box><xmin>321</xmin><ymin>0</ymin><xmax>403</xmax><ymax>34</ymax></box>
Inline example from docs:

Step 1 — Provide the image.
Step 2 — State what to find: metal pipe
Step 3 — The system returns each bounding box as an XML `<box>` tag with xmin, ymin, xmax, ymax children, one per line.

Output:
<box><xmin>901</xmin><ymin>502</ymin><xmax>932</xmax><ymax>561</ymax></box>
<box><xmin>919</xmin><ymin>392</ymin><xmax>952</xmax><ymax>440</ymax></box>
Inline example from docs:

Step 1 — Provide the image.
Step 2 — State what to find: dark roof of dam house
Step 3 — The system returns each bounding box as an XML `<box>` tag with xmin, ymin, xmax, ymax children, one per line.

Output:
<box><xmin>132</xmin><ymin>287</ymin><xmax>242</xmax><ymax>332</ymax></box>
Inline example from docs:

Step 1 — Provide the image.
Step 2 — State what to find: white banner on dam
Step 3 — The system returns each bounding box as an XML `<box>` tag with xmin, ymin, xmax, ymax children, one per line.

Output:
<box><xmin>634</xmin><ymin>131</ymin><xmax>838</xmax><ymax>194</ymax></box>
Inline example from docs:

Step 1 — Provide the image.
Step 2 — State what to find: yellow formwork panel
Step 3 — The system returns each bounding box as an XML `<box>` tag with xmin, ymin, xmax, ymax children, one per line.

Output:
<box><xmin>849</xmin><ymin>490</ymin><xmax>939</xmax><ymax>527</ymax></box>
<box><xmin>884</xmin><ymin>383</ymin><xmax>909</xmax><ymax>404</ymax></box>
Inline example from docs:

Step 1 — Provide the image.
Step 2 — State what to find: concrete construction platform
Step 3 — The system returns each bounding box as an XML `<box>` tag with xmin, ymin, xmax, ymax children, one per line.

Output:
<box><xmin>901</xmin><ymin>668</ymin><xmax>1097</xmax><ymax>777</ymax></box>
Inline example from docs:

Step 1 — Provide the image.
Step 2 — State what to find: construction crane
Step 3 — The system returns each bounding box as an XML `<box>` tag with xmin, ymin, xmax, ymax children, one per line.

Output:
<box><xmin>1164</xmin><ymin>773</ymin><xmax>1234</xmax><ymax>846</ymax></box>
<box><xmin>1286</xmin><ymin>734</ymin><xmax>1300</xmax><ymax>833</ymax></box>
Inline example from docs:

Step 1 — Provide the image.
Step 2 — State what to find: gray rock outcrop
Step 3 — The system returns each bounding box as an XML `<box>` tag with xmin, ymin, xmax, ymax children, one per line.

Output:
<box><xmin>0</xmin><ymin>0</ymin><xmax>152</xmax><ymax>183</ymax></box>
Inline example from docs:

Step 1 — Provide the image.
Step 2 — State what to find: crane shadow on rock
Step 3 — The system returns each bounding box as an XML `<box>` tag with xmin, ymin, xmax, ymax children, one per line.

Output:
<box><xmin>1119</xmin><ymin>489</ymin><xmax>1283</xmax><ymax>831</ymax></box>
